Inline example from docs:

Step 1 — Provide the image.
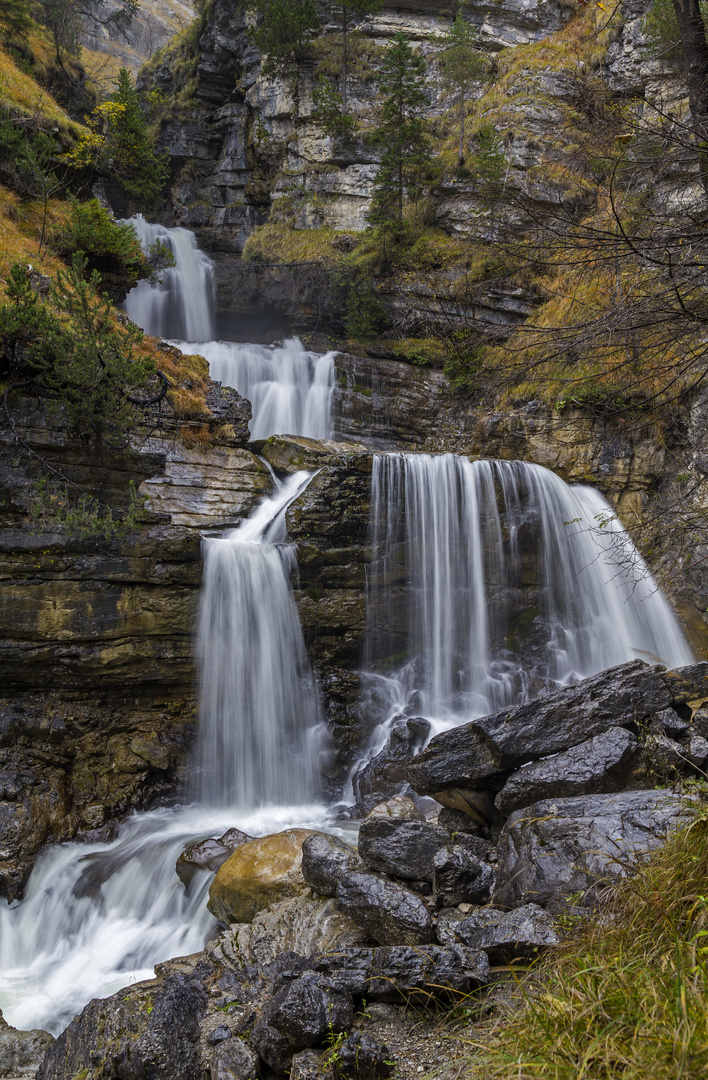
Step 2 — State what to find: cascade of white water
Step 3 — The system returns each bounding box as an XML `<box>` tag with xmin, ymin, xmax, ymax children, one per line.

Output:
<box><xmin>362</xmin><ymin>453</ymin><xmax>694</xmax><ymax>738</ymax></box>
<box><xmin>194</xmin><ymin>471</ymin><xmax>321</xmax><ymax>807</ymax></box>
<box><xmin>123</xmin><ymin>216</ymin><xmax>215</xmax><ymax>340</ymax></box>
<box><xmin>182</xmin><ymin>338</ymin><xmax>335</xmax><ymax>440</ymax></box>
<box><xmin>0</xmin><ymin>473</ymin><xmax>325</xmax><ymax>1035</ymax></box>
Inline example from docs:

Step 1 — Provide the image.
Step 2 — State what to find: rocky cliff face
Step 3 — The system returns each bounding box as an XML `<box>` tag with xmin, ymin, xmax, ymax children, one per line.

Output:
<box><xmin>81</xmin><ymin>0</ymin><xmax>195</xmax><ymax>78</ymax></box>
<box><xmin>0</xmin><ymin>386</ymin><xmax>269</xmax><ymax>899</ymax></box>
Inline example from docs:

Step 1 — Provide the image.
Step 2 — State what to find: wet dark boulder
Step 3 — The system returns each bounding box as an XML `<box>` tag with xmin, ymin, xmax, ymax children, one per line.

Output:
<box><xmin>249</xmin><ymin>972</ymin><xmax>354</xmax><ymax>1074</ymax></box>
<box><xmin>301</xmin><ymin>833</ymin><xmax>363</xmax><ymax>897</ymax></box>
<box><xmin>494</xmin><ymin>790</ymin><xmax>696</xmax><ymax>909</ymax></box>
<box><xmin>38</xmin><ymin>968</ymin><xmax>210</xmax><ymax>1080</ymax></box>
<box><xmin>288</xmin><ymin>944</ymin><xmax>489</xmax><ymax>1000</ymax></box>
<box><xmin>432</xmin><ymin>844</ymin><xmax>495</xmax><ymax>907</ymax></box>
<box><xmin>366</xmin><ymin>944</ymin><xmax>489</xmax><ymax>1000</ymax></box>
<box><xmin>331</xmin><ymin>1033</ymin><xmax>395</xmax><ymax>1080</ymax></box>
<box><xmin>335</xmin><ymin>872</ymin><xmax>435</xmax><ymax>946</ymax></box>
<box><xmin>357</xmin><ymin>818</ymin><xmax>452</xmax><ymax>883</ymax></box>
<box><xmin>211</xmin><ymin>1037</ymin><xmax>261</xmax><ymax>1080</ymax></box>
<box><xmin>407</xmin><ymin>660</ymin><xmax>671</xmax><ymax>797</ymax></box>
<box><xmin>660</xmin><ymin>662</ymin><xmax>708</xmax><ymax>704</ymax></box>
<box><xmin>436</xmin><ymin>904</ymin><xmax>559</xmax><ymax>962</ymax></box>
<box><xmin>494</xmin><ymin>726</ymin><xmax>640</xmax><ymax>816</ymax></box>
<box><xmin>176</xmin><ymin>829</ymin><xmax>253</xmax><ymax>890</ymax></box>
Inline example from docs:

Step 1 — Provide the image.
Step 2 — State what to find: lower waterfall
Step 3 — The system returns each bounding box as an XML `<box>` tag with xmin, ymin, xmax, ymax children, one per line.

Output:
<box><xmin>0</xmin><ymin>474</ymin><xmax>326</xmax><ymax>1035</ymax></box>
<box><xmin>360</xmin><ymin>453</ymin><xmax>693</xmax><ymax>743</ymax></box>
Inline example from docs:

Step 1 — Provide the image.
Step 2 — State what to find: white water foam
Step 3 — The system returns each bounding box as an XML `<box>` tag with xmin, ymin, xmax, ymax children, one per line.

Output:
<box><xmin>180</xmin><ymin>338</ymin><xmax>335</xmax><ymax>440</ymax></box>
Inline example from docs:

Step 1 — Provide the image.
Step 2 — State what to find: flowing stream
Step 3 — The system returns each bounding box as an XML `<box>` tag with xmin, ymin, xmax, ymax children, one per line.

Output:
<box><xmin>0</xmin><ymin>223</ymin><xmax>695</xmax><ymax>1038</ymax></box>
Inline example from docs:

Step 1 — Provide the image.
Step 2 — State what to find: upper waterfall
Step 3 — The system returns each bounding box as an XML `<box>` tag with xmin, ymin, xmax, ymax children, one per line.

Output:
<box><xmin>363</xmin><ymin>453</ymin><xmax>694</xmax><ymax>730</ymax></box>
<box><xmin>122</xmin><ymin>217</ymin><xmax>334</xmax><ymax>439</ymax></box>
<box><xmin>123</xmin><ymin>216</ymin><xmax>215</xmax><ymax>341</ymax></box>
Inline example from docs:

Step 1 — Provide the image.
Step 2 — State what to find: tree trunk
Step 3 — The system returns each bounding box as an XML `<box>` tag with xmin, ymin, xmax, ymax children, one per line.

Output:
<box><xmin>672</xmin><ymin>0</ymin><xmax>708</xmax><ymax>196</ymax></box>
<box><xmin>398</xmin><ymin>160</ymin><xmax>403</xmax><ymax>221</ymax></box>
<box><xmin>342</xmin><ymin>5</ymin><xmax>348</xmax><ymax>114</ymax></box>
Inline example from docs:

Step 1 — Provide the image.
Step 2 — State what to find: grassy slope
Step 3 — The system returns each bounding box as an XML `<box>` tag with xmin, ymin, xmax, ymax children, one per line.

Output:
<box><xmin>469</xmin><ymin>809</ymin><xmax>708</xmax><ymax>1079</ymax></box>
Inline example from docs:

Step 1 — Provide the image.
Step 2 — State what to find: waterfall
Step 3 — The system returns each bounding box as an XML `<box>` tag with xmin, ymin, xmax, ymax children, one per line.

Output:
<box><xmin>362</xmin><ymin>453</ymin><xmax>693</xmax><ymax>735</ymax></box>
<box><xmin>121</xmin><ymin>216</ymin><xmax>334</xmax><ymax>439</ymax></box>
<box><xmin>0</xmin><ymin>473</ymin><xmax>325</xmax><ymax>1035</ymax></box>
<box><xmin>180</xmin><ymin>338</ymin><xmax>335</xmax><ymax>441</ymax></box>
<box><xmin>123</xmin><ymin>216</ymin><xmax>215</xmax><ymax>340</ymax></box>
<box><xmin>194</xmin><ymin>471</ymin><xmax>321</xmax><ymax>807</ymax></box>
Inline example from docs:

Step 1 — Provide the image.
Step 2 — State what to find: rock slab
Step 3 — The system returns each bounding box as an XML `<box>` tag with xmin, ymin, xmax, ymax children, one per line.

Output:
<box><xmin>494</xmin><ymin>790</ymin><xmax>695</xmax><ymax>908</ymax></box>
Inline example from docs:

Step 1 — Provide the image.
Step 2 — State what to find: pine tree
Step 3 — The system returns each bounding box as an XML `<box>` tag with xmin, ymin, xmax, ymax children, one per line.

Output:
<box><xmin>436</xmin><ymin>11</ymin><xmax>485</xmax><ymax>165</ymax></box>
<box><xmin>64</xmin><ymin>68</ymin><xmax>169</xmax><ymax>207</ymax></box>
<box><xmin>368</xmin><ymin>31</ymin><xmax>430</xmax><ymax>228</ymax></box>
<box><xmin>248</xmin><ymin>0</ymin><xmax>320</xmax><ymax>77</ymax></box>
<box><xmin>332</xmin><ymin>0</ymin><xmax>382</xmax><ymax>112</ymax></box>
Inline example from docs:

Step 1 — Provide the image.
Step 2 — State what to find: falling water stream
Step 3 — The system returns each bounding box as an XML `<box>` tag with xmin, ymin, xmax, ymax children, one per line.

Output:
<box><xmin>0</xmin><ymin>222</ymin><xmax>695</xmax><ymax>1037</ymax></box>
<box><xmin>353</xmin><ymin>453</ymin><xmax>694</xmax><ymax>780</ymax></box>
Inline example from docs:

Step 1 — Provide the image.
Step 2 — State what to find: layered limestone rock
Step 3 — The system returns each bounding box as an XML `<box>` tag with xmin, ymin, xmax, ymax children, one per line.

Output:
<box><xmin>0</xmin><ymin>387</ymin><xmax>268</xmax><ymax>898</ymax></box>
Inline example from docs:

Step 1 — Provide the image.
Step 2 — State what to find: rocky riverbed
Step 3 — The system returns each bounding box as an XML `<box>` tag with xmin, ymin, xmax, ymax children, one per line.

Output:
<box><xmin>12</xmin><ymin>657</ymin><xmax>703</xmax><ymax>1080</ymax></box>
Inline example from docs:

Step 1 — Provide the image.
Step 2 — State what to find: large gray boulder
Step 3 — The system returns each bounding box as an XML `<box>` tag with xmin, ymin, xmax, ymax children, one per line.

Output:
<box><xmin>335</xmin><ymin>872</ymin><xmax>434</xmax><ymax>945</ymax></box>
<box><xmin>436</xmin><ymin>904</ymin><xmax>559</xmax><ymax>962</ymax></box>
<box><xmin>407</xmin><ymin>660</ymin><xmax>671</xmax><ymax>796</ymax></box>
<box><xmin>494</xmin><ymin>790</ymin><xmax>695</xmax><ymax>908</ymax></box>
<box><xmin>301</xmin><ymin>834</ymin><xmax>363</xmax><ymax>897</ymax></box>
<box><xmin>494</xmin><ymin>726</ymin><xmax>640</xmax><ymax>815</ymax></box>
<box><xmin>357</xmin><ymin>818</ymin><xmax>452</xmax><ymax>883</ymax></box>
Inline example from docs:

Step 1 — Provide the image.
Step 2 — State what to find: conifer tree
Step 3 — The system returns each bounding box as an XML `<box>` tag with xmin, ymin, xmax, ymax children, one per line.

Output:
<box><xmin>332</xmin><ymin>0</ymin><xmax>382</xmax><ymax>112</ymax></box>
<box><xmin>248</xmin><ymin>0</ymin><xmax>320</xmax><ymax>77</ymax></box>
<box><xmin>368</xmin><ymin>31</ymin><xmax>430</xmax><ymax>228</ymax></box>
<box><xmin>436</xmin><ymin>10</ymin><xmax>485</xmax><ymax>165</ymax></box>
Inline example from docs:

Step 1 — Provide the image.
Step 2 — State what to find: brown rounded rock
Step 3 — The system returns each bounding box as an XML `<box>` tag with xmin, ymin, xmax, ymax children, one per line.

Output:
<box><xmin>207</xmin><ymin>828</ymin><xmax>324</xmax><ymax>925</ymax></box>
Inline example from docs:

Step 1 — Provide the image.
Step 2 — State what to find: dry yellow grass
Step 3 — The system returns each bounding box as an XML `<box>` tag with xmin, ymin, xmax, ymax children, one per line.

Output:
<box><xmin>0</xmin><ymin>185</ymin><xmax>69</xmax><ymax>293</ymax></box>
<box><xmin>0</xmin><ymin>36</ymin><xmax>84</xmax><ymax>137</ymax></box>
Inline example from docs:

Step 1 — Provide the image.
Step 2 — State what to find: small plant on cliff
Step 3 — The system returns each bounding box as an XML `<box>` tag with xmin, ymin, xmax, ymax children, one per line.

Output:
<box><xmin>52</xmin><ymin>199</ymin><xmax>155</xmax><ymax>295</ymax></box>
